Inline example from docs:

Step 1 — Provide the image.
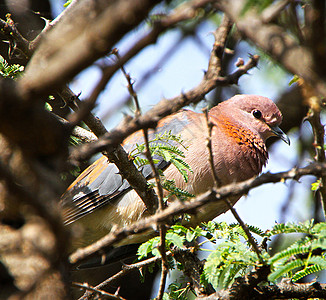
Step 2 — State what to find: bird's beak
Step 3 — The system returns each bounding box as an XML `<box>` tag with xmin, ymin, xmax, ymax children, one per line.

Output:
<box><xmin>271</xmin><ymin>126</ymin><xmax>290</xmax><ymax>145</ymax></box>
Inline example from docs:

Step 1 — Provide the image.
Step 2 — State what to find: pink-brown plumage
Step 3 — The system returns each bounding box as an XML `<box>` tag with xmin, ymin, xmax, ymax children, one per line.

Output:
<box><xmin>61</xmin><ymin>94</ymin><xmax>289</xmax><ymax>248</ymax></box>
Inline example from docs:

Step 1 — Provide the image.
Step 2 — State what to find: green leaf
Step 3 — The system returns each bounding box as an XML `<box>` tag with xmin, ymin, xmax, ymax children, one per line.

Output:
<box><xmin>268</xmin><ymin>259</ymin><xmax>305</xmax><ymax>282</ymax></box>
<box><xmin>0</xmin><ymin>55</ymin><xmax>24</xmax><ymax>79</ymax></box>
<box><xmin>44</xmin><ymin>102</ymin><xmax>53</xmax><ymax>112</ymax></box>
<box><xmin>186</xmin><ymin>229</ymin><xmax>196</xmax><ymax>242</ymax></box>
<box><xmin>292</xmin><ymin>264</ymin><xmax>323</xmax><ymax>282</ymax></box>
<box><xmin>63</xmin><ymin>0</ymin><xmax>73</xmax><ymax>7</ymax></box>
<box><xmin>162</xmin><ymin>179</ymin><xmax>194</xmax><ymax>201</ymax></box>
<box><xmin>203</xmin><ymin>239</ymin><xmax>258</xmax><ymax>289</ymax></box>
<box><xmin>269</xmin><ymin>243</ymin><xmax>312</xmax><ymax>264</ymax></box>
<box><xmin>289</xmin><ymin>75</ymin><xmax>300</xmax><ymax>86</ymax></box>
<box><xmin>166</xmin><ymin>232</ymin><xmax>185</xmax><ymax>249</ymax></box>
<box><xmin>137</xmin><ymin>237</ymin><xmax>160</xmax><ymax>259</ymax></box>
<box><xmin>269</xmin><ymin>220</ymin><xmax>315</xmax><ymax>236</ymax></box>
<box><xmin>311</xmin><ymin>180</ymin><xmax>321</xmax><ymax>191</ymax></box>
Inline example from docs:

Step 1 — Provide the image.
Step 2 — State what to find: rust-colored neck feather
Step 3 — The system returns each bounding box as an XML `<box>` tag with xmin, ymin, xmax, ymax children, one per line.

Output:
<box><xmin>220</xmin><ymin>118</ymin><xmax>268</xmax><ymax>174</ymax></box>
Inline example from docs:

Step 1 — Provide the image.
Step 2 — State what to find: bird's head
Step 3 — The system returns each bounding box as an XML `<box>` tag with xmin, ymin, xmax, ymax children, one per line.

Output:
<box><xmin>216</xmin><ymin>94</ymin><xmax>290</xmax><ymax>145</ymax></box>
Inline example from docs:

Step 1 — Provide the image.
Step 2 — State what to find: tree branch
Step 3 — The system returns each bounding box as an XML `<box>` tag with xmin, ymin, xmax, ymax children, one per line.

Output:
<box><xmin>85</xmin><ymin>0</ymin><xmax>216</xmax><ymax>109</ymax></box>
<box><xmin>70</xmin><ymin>54</ymin><xmax>259</xmax><ymax>162</ymax></box>
<box><xmin>173</xmin><ymin>248</ymin><xmax>215</xmax><ymax>297</ymax></box>
<box><xmin>68</xmin><ymin>162</ymin><xmax>326</xmax><ymax>266</ymax></box>
<box><xmin>18</xmin><ymin>0</ymin><xmax>161</xmax><ymax>97</ymax></box>
<box><xmin>216</xmin><ymin>0</ymin><xmax>326</xmax><ymax>97</ymax></box>
<box><xmin>199</xmin><ymin>277</ymin><xmax>326</xmax><ymax>299</ymax></box>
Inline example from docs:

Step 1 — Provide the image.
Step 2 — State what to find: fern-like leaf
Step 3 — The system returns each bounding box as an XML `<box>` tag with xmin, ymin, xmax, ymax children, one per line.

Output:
<box><xmin>268</xmin><ymin>259</ymin><xmax>305</xmax><ymax>282</ymax></box>
<box><xmin>292</xmin><ymin>264</ymin><xmax>324</xmax><ymax>282</ymax></box>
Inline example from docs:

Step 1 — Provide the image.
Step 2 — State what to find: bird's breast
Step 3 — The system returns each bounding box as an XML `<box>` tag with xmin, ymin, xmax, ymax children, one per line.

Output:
<box><xmin>212</xmin><ymin>118</ymin><xmax>268</xmax><ymax>183</ymax></box>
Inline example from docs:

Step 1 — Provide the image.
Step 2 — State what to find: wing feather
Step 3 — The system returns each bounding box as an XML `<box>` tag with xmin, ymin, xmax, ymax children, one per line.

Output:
<box><xmin>61</xmin><ymin>110</ymin><xmax>193</xmax><ymax>224</ymax></box>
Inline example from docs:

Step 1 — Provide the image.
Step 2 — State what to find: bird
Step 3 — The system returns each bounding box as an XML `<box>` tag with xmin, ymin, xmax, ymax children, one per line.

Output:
<box><xmin>61</xmin><ymin>94</ymin><xmax>290</xmax><ymax>265</ymax></box>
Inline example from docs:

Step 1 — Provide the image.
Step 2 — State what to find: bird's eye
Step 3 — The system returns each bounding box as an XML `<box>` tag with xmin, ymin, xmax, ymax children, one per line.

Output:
<box><xmin>252</xmin><ymin>109</ymin><xmax>262</xmax><ymax>119</ymax></box>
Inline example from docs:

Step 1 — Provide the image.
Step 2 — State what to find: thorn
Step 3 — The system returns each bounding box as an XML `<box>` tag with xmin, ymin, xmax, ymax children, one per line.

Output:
<box><xmin>235</xmin><ymin>58</ymin><xmax>244</xmax><ymax>67</ymax></box>
<box><xmin>114</xmin><ymin>286</ymin><xmax>121</xmax><ymax>296</ymax></box>
<box><xmin>224</xmin><ymin>48</ymin><xmax>234</xmax><ymax>55</ymax></box>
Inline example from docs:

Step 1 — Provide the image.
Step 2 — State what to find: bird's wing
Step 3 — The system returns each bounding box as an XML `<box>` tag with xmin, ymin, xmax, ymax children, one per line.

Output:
<box><xmin>61</xmin><ymin>110</ymin><xmax>195</xmax><ymax>225</ymax></box>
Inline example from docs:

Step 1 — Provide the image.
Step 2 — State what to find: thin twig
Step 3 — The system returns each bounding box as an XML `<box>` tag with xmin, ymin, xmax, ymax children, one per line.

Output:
<box><xmin>173</xmin><ymin>247</ymin><xmax>215</xmax><ymax>296</ymax></box>
<box><xmin>197</xmin><ymin>277</ymin><xmax>326</xmax><ymax>299</ymax></box>
<box><xmin>102</xmin><ymin>34</ymin><xmax>186</xmax><ymax>121</ymax></box>
<box><xmin>117</xmin><ymin>52</ymin><xmax>168</xmax><ymax>300</ymax></box>
<box><xmin>261</xmin><ymin>0</ymin><xmax>291</xmax><ymax>23</ymax></box>
<box><xmin>142</xmin><ymin>128</ymin><xmax>169</xmax><ymax>294</ymax></box>
<box><xmin>55</xmin><ymin>115</ymin><xmax>97</xmax><ymax>143</ymax></box>
<box><xmin>78</xmin><ymin>253</ymin><xmax>171</xmax><ymax>300</ymax></box>
<box><xmin>299</xmin><ymin>79</ymin><xmax>326</xmax><ymax>217</ymax></box>
<box><xmin>204</xmin><ymin>108</ymin><xmax>265</xmax><ymax>264</ymax></box>
<box><xmin>157</xmin><ymin>225</ymin><xmax>169</xmax><ymax>300</ymax></box>
<box><xmin>72</xmin><ymin>282</ymin><xmax>126</xmax><ymax>300</ymax></box>
<box><xmin>69</xmin><ymin>162</ymin><xmax>326</xmax><ymax>266</ymax></box>
<box><xmin>84</xmin><ymin>0</ymin><xmax>215</xmax><ymax>117</ymax></box>
<box><xmin>216</xmin><ymin>0</ymin><xmax>326</xmax><ymax>97</ymax></box>
<box><xmin>204</xmin><ymin>108</ymin><xmax>221</xmax><ymax>187</ymax></box>
<box><xmin>71</xmin><ymin>18</ymin><xmax>253</xmax><ymax>162</ymax></box>
<box><xmin>0</xmin><ymin>15</ymin><xmax>32</xmax><ymax>58</ymax></box>
<box><xmin>112</xmin><ymin>48</ymin><xmax>159</xmax><ymax>212</ymax></box>
<box><xmin>289</xmin><ymin>2</ymin><xmax>305</xmax><ymax>44</ymax></box>
<box><xmin>113</xmin><ymin>50</ymin><xmax>141</xmax><ymax>117</ymax></box>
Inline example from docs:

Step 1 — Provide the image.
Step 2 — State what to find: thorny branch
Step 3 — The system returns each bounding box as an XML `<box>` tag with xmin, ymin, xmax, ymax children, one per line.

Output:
<box><xmin>0</xmin><ymin>0</ymin><xmax>231</xmax><ymax>220</ymax></box>
<box><xmin>88</xmin><ymin>0</ymin><xmax>215</xmax><ymax>107</ymax></box>
<box><xmin>299</xmin><ymin>79</ymin><xmax>326</xmax><ymax>215</ymax></box>
<box><xmin>70</xmin><ymin>55</ymin><xmax>258</xmax><ymax>163</ymax></box>
<box><xmin>0</xmin><ymin>13</ymin><xmax>109</xmax><ymax>139</ymax></box>
<box><xmin>143</xmin><ymin>126</ymin><xmax>169</xmax><ymax>300</ymax></box>
<box><xmin>117</xmin><ymin>52</ymin><xmax>168</xmax><ymax>299</ymax></box>
<box><xmin>216</xmin><ymin>0</ymin><xmax>326</xmax><ymax>97</ymax></box>
<box><xmin>199</xmin><ymin>274</ymin><xmax>326</xmax><ymax>300</ymax></box>
<box><xmin>0</xmin><ymin>15</ymin><xmax>32</xmax><ymax>58</ymax></box>
<box><xmin>69</xmin><ymin>162</ymin><xmax>326</xmax><ymax>266</ymax></box>
<box><xmin>173</xmin><ymin>248</ymin><xmax>215</xmax><ymax>297</ymax></box>
<box><xmin>72</xmin><ymin>282</ymin><xmax>126</xmax><ymax>300</ymax></box>
<box><xmin>1</xmin><ymin>1</ymin><xmax>324</xmax><ymax>299</ymax></box>
<box><xmin>78</xmin><ymin>254</ymin><xmax>172</xmax><ymax>300</ymax></box>
<box><xmin>18</xmin><ymin>0</ymin><xmax>161</xmax><ymax>96</ymax></box>
<box><xmin>204</xmin><ymin>108</ymin><xmax>264</xmax><ymax>264</ymax></box>
<box><xmin>69</xmin><ymin>15</ymin><xmax>241</xmax><ymax>219</ymax></box>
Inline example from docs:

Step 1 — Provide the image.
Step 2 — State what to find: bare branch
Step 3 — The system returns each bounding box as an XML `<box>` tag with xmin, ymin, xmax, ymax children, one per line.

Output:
<box><xmin>199</xmin><ymin>276</ymin><xmax>326</xmax><ymax>299</ymax></box>
<box><xmin>70</xmin><ymin>53</ymin><xmax>259</xmax><ymax>163</ymax></box>
<box><xmin>56</xmin><ymin>115</ymin><xmax>97</xmax><ymax>143</ymax></box>
<box><xmin>261</xmin><ymin>0</ymin><xmax>291</xmax><ymax>23</ymax></box>
<box><xmin>299</xmin><ymin>79</ymin><xmax>326</xmax><ymax>215</ymax></box>
<box><xmin>0</xmin><ymin>16</ymin><xmax>32</xmax><ymax>58</ymax></box>
<box><xmin>216</xmin><ymin>0</ymin><xmax>326</xmax><ymax>97</ymax></box>
<box><xmin>72</xmin><ymin>282</ymin><xmax>126</xmax><ymax>300</ymax></box>
<box><xmin>78</xmin><ymin>254</ymin><xmax>171</xmax><ymax>300</ymax></box>
<box><xmin>116</xmin><ymin>53</ymin><xmax>168</xmax><ymax>298</ymax></box>
<box><xmin>83</xmin><ymin>0</ymin><xmax>216</xmax><ymax>119</ymax></box>
<box><xmin>68</xmin><ymin>162</ymin><xmax>326</xmax><ymax>266</ymax></box>
<box><xmin>173</xmin><ymin>248</ymin><xmax>215</xmax><ymax>297</ymax></box>
<box><xmin>204</xmin><ymin>108</ymin><xmax>264</xmax><ymax>264</ymax></box>
<box><xmin>19</xmin><ymin>0</ymin><xmax>162</xmax><ymax>97</ymax></box>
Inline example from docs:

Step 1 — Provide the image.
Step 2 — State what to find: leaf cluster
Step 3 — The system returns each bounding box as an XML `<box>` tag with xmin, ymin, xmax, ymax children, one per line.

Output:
<box><xmin>267</xmin><ymin>220</ymin><xmax>326</xmax><ymax>282</ymax></box>
<box><xmin>138</xmin><ymin>220</ymin><xmax>326</xmax><ymax>299</ymax></box>
<box><xmin>162</xmin><ymin>280</ymin><xmax>193</xmax><ymax>300</ymax></box>
<box><xmin>131</xmin><ymin>130</ymin><xmax>193</xmax><ymax>180</ymax></box>
<box><xmin>0</xmin><ymin>55</ymin><xmax>24</xmax><ymax>79</ymax></box>
<box><xmin>130</xmin><ymin>130</ymin><xmax>194</xmax><ymax>200</ymax></box>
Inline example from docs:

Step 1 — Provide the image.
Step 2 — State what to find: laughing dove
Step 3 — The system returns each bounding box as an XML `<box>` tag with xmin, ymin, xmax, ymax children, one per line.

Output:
<box><xmin>61</xmin><ymin>94</ymin><xmax>289</xmax><ymax>261</ymax></box>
